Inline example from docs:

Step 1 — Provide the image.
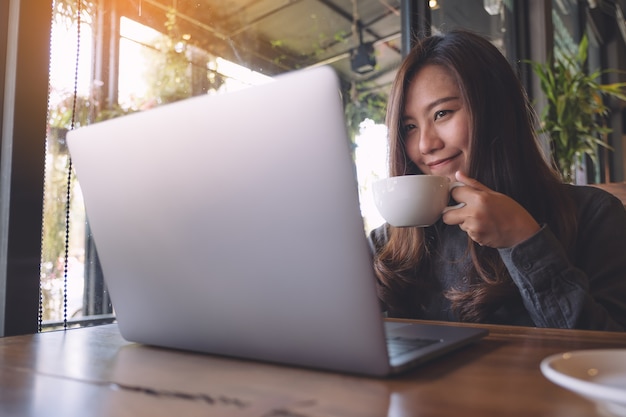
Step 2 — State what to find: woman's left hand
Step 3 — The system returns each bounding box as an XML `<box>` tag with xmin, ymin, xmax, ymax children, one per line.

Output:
<box><xmin>442</xmin><ymin>171</ymin><xmax>541</xmax><ymax>248</ymax></box>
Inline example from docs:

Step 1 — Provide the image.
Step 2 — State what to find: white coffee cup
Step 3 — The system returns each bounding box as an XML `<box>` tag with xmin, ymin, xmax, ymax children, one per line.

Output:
<box><xmin>372</xmin><ymin>175</ymin><xmax>465</xmax><ymax>227</ymax></box>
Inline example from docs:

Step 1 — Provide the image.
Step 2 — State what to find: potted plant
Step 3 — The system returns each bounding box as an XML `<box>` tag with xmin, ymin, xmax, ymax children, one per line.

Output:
<box><xmin>528</xmin><ymin>35</ymin><xmax>626</xmax><ymax>183</ymax></box>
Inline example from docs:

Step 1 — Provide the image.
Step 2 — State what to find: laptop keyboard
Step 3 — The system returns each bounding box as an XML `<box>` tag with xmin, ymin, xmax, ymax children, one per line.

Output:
<box><xmin>386</xmin><ymin>336</ymin><xmax>441</xmax><ymax>358</ymax></box>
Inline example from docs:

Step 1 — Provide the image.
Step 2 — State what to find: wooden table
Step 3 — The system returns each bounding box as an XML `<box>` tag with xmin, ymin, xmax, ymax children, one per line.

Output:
<box><xmin>0</xmin><ymin>321</ymin><xmax>625</xmax><ymax>417</ymax></box>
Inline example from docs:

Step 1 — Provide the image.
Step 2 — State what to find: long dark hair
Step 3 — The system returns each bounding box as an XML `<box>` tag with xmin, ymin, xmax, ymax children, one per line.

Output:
<box><xmin>374</xmin><ymin>30</ymin><xmax>577</xmax><ymax>321</ymax></box>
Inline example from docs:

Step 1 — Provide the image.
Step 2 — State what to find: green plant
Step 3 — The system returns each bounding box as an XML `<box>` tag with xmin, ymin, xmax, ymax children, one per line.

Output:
<box><xmin>344</xmin><ymin>82</ymin><xmax>387</xmax><ymax>143</ymax></box>
<box><xmin>528</xmin><ymin>35</ymin><xmax>626</xmax><ymax>183</ymax></box>
<box><xmin>53</xmin><ymin>0</ymin><xmax>96</xmax><ymax>22</ymax></box>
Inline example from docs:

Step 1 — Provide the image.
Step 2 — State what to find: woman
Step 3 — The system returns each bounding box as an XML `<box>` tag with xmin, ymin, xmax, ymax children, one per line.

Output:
<box><xmin>369</xmin><ymin>29</ymin><xmax>626</xmax><ymax>331</ymax></box>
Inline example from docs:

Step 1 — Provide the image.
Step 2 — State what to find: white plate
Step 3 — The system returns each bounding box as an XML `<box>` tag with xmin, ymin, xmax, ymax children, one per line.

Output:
<box><xmin>541</xmin><ymin>349</ymin><xmax>626</xmax><ymax>417</ymax></box>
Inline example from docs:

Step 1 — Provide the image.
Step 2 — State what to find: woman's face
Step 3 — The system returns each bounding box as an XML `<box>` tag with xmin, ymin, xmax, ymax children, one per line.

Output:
<box><xmin>402</xmin><ymin>64</ymin><xmax>470</xmax><ymax>182</ymax></box>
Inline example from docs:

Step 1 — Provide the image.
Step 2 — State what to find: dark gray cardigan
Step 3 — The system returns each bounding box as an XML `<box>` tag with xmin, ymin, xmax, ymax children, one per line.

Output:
<box><xmin>368</xmin><ymin>184</ymin><xmax>626</xmax><ymax>331</ymax></box>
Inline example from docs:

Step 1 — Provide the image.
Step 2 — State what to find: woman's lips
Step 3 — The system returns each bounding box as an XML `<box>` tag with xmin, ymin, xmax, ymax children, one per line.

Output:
<box><xmin>427</xmin><ymin>153</ymin><xmax>460</xmax><ymax>169</ymax></box>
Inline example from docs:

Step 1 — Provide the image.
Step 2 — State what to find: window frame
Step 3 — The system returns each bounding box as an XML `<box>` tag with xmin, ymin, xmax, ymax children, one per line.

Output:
<box><xmin>0</xmin><ymin>0</ymin><xmax>51</xmax><ymax>336</ymax></box>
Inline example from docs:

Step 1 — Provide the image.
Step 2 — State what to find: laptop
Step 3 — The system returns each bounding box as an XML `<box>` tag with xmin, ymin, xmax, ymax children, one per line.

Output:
<box><xmin>66</xmin><ymin>66</ymin><xmax>487</xmax><ymax>377</ymax></box>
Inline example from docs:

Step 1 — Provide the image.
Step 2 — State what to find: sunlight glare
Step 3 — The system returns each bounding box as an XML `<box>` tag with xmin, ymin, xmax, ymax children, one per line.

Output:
<box><xmin>355</xmin><ymin>120</ymin><xmax>388</xmax><ymax>232</ymax></box>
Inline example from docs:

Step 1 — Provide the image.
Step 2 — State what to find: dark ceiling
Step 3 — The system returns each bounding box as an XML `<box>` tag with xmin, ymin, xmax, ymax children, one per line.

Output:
<box><xmin>121</xmin><ymin>0</ymin><xmax>404</xmax><ymax>93</ymax></box>
<box><xmin>118</xmin><ymin>0</ymin><xmax>508</xmax><ymax>97</ymax></box>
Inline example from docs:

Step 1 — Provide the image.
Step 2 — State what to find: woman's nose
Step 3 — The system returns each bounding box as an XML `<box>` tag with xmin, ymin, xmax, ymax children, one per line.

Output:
<box><xmin>418</xmin><ymin>126</ymin><xmax>443</xmax><ymax>155</ymax></box>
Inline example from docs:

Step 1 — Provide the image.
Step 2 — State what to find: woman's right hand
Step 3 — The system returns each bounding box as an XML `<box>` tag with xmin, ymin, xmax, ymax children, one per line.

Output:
<box><xmin>442</xmin><ymin>171</ymin><xmax>541</xmax><ymax>248</ymax></box>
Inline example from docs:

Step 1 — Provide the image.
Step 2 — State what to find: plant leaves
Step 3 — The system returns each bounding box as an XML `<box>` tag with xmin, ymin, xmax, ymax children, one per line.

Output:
<box><xmin>525</xmin><ymin>34</ymin><xmax>626</xmax><ymax>181</ymax></box>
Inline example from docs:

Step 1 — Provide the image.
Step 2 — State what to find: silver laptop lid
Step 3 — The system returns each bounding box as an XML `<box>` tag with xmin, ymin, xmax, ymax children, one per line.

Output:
<box><xmin>67</xmin><ymin>66</ymin><xmax>391</xmax><ymax>376</ymax></box>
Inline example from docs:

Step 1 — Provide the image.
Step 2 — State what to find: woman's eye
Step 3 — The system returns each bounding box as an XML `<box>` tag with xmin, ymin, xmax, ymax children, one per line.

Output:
<box><xmin>434</xmin><ymin>110</ymin><xmax>451</xmax><ymax>120</ymax></box>
<box><xmin>403</xmin><ymin>123</ymin><xmax>416</xmax><ymax>133</ymax></box>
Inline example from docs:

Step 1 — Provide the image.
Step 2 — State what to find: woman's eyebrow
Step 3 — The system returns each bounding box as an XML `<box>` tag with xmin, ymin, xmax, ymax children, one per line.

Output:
<box><xmin>402</xmin><ymin>96</ymin><xmax>461</xmax><ymax>121</ymax></box>
<box><xmin>424</xmin><ymin>96</ymin><xmax>461</xmax><ymax>113</ymax></box>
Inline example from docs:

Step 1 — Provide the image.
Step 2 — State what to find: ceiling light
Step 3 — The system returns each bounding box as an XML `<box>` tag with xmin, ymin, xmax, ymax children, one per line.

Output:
<box><xmin>351</xmin><ymin>42</ymin><xmax>376</xmax><ymax>74</ymax></box>
<box><xmin>350</xmin><ymin>21</ymin><xmax>376</xmax><ymax>75</ymax></box>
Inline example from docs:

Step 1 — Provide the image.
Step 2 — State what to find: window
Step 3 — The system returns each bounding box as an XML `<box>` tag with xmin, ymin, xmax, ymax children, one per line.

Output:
<box><xmin>430</xmin><ymin>0</ymin><xmax>517</xmax><ymax>61</ymax></box>
<box><xmin>39</xmin><ymin>0</ymin><xmax>401</xmax><ymax>330</ymax></box>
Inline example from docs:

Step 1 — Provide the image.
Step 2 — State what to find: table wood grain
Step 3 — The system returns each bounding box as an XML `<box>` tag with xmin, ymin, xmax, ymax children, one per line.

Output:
<box><xmin>0</xmin><ymin>321</ymin><xmax>625</xmax><ymax>417</ymax></box>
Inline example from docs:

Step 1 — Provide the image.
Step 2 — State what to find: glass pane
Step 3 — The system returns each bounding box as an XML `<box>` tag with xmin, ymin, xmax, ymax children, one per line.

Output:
<box><xmin>41</xmin><ymin>10</ymin><xmax>95</xmax><ymax>327</ymax></box>
<box><xmin>431</xmin><ymin>0</ymin><xmax>512</xmax><ymax>58</ymax></box>
<box><xmin>41</xmin><ymin>0</ymin><xmax>401</xmax><ymax>329</ymax></box>
<box><xmin>552</xmin><ymin>0</ymin><xmax>580</xmax><ymax>60</ymax></box>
